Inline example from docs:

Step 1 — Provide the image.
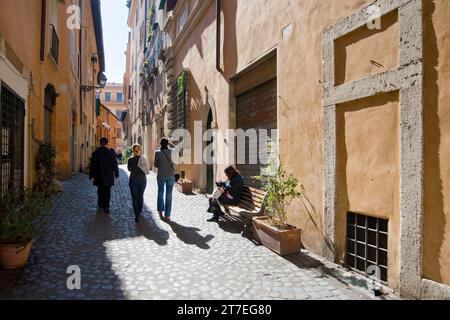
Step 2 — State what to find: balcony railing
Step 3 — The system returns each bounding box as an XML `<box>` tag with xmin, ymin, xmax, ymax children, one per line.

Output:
<box><xmin>49</xmin><ymin>24</ymin><xmax>59</xmax><ymax>64</ymax></box>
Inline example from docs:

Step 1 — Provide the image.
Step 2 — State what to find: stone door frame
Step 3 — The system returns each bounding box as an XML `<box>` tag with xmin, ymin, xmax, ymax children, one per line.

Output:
<box><xmin>321</xmin><ymin>0</ymin><xmax>423</xmax><ymax>298</ymax></box>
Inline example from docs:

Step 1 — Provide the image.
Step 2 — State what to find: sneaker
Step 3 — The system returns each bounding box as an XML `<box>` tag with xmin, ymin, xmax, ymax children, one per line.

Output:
<box><xmin>164</xmin><ymin>216</ymin><xmax>171</xmax><ymax>222</ymax></box>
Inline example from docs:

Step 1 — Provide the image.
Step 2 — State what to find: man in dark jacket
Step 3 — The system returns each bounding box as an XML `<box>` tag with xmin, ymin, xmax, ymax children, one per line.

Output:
<box><xmin>89</xmin><ymin>137</ymin><xmax>119</xmax><ymax>214</ymax></box>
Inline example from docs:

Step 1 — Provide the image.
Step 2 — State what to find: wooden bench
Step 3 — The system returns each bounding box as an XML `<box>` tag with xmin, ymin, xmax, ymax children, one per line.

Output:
<box><xmin>220</xmin><ymin>186</ymin><xmax>267</xmax><ymax>239</ymax></box>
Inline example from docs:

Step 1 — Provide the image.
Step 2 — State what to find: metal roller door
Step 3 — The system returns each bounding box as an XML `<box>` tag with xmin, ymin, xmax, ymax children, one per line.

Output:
<box><xmin>236</xmin><ymin>78</ymin><xmax>277</xmax><ymax>186</ymax></box>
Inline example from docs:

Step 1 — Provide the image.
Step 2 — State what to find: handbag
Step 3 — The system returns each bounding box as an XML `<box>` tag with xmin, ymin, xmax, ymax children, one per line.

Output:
<box><xmin>161</xmin><ymin>149</ymin><xmax>180</xmax><ymax>182</ymax></box>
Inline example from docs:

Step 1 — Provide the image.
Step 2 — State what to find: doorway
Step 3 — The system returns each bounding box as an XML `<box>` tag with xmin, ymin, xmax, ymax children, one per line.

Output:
<box><xmin>206</xmin><ymin>109</ymin><xmax>214</xmax><ymax>194</ymax></box>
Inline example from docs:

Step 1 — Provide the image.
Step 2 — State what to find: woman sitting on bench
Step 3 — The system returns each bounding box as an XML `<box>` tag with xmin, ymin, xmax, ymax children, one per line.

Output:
<box><xmin>207</xmin><ymin>166</ymin><xmax>244</xmax><ymax>222</ymax></box>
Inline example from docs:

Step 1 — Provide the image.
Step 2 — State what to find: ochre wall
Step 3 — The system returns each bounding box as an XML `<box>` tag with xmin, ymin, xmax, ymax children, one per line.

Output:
<box><xmin>168</xmin><ymin>0</ymin><xmax>449</xmax><ymax>290</ymax></box>
<box><xmin>0</xmin><ymin>0</ymin><xmax>100</xmax><ymax>182</ymax></box>
<box><xmin>336</xmin><ymin>92</ymin><xmax>400</xmax><ymax>288</ymax></box>
<box><xmin>423</xmin><ymin>0</ymin><xmax>450</xmax><ymax>286</ymax></box>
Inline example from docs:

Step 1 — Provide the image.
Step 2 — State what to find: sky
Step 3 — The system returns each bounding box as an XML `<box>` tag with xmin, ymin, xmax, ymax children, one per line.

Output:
<box><xmin>100</xmin><ymin>0</ymin><xmax>129</xmax><ymax>84</ymax></box>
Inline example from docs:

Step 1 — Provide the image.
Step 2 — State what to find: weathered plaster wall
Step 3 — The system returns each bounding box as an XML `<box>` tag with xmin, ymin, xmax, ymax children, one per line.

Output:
<box><xmin>169</xmin><ymin>0</ymin><xmax>449</xmax><ymax>295</ymax></box>
<box><xmin>336</xmin><ymin>92</ymin><xmax>400</xmax><ymax>288</ymax></box>
<box><xmin>334</xmin><ymin>10</ymin><xmax>399</xmax><ymax>85</ymax></box>
<box><xmin>422</xmin><ymin>0</ymin><xmax>450</xmax><ymax>287</ymax></box>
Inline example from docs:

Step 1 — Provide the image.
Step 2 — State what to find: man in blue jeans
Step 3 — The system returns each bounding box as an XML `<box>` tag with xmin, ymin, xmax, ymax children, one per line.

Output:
<box><xmin>154</xmin><ymin>138</ymin><xmax>176</xmax><ymax>222</ymax></box>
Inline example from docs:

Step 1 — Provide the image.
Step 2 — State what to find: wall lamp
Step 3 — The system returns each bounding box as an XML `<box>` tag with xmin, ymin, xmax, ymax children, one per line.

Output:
<box><xmin>81</xmin><ymin>72</ymin><xmax>107</xmax><ymax>92</ymax></box>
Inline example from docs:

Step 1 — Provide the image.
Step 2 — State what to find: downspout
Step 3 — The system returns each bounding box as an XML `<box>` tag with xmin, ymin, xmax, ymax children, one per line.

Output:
<box><xmin>216</xmin><ymin>0</ymin><xmax>221</xmax><ymax>72</ymax></box>
<box><xmin>79</xmin><ymin>1</ymin><xmax>83</xmax><ymax>126</ymax></box>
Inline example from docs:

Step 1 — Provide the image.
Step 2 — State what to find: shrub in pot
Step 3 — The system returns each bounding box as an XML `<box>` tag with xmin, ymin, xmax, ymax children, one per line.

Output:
<box><xmin>0</xmin><ymin>190</ymin><xmax>53</xmax><ymax>269</ymax></box>
<box><xmin>253</xmin><ymin>163</ymin><xmax>305</xmax><ymax>256</ymax></box>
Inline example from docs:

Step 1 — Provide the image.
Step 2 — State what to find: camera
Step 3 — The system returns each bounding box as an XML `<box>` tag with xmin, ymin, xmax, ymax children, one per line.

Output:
<box><xmin>216</xmin><ymin>181</ymin><xmax>226</xmax><ymax>188</ymax></box>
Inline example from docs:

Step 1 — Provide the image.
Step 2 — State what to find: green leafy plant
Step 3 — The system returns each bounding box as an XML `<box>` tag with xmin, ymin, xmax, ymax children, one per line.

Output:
<box><xmin>177</xmin><ymin>70</ymin><xmax>186</xmax><ymax>99</ymax></box>
<box><xmin>31</xmin><ymin>120</ymin><xmax>57</xmax><ymax>195</ymax></box>
<box><xmin>255</xmin><ymin>162</ymin><xmax>305</xmax><ymax>230</ymax></box>
<box><xmin>122</xmin><ymin>146</ymin><xmax>134</xmax><ymax>164</ymax></box>
<box><xmin>0</xmin><ymin>189</ymin><xmax>53</xmax><ymax>245</ymax></box>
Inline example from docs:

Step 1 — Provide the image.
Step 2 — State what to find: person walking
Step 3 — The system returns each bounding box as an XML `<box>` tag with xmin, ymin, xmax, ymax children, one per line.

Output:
<box><xmin>154</xmin><ymin>138</ymin><xmax>176</xmax><ymax>222</ymax></box>
<box><xmin>89</xmin><ymin>137</ymin><xmax>119</xmax><ymax>214</ymax></box>
<box><xmin>127</xmin><ymin>144</ymin><xmax>150</xmax><ymax>223</ymax></box>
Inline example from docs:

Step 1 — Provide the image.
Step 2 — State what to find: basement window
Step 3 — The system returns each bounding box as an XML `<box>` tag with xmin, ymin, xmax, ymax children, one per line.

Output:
<box><xmin>346</xmin><ymin>212</ymin><xmax>388</xmax><ymax>283</ymax></box>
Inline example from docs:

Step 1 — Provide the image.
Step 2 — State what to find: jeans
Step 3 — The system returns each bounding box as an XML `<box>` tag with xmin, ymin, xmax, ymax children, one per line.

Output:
<box><xmin>97</xmin><ymin>186</ymin><xmax>112</xmax><ymax>209</ymax></box>
<box><xmin>129</xmin><ymin>178</ymin><xmax>147</xmax><ymax>217</ymax></box>
<box><xmin>157</xmin><ymin>176</ymin><xmax>175</xmax><ymax>217</ymax></box>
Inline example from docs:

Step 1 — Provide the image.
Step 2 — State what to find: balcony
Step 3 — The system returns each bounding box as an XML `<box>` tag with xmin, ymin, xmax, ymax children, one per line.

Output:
<box><xmin>49</xmin><ymin>24</ymin><xmax>59</xmax><ymax>65</ymax></box>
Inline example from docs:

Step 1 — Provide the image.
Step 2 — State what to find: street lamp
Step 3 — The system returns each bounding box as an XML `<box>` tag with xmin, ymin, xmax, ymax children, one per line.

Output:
<box><xmin>81</xmin><ymin>72</ymin><xmax>107</xmax><ymax>92</ymax></box>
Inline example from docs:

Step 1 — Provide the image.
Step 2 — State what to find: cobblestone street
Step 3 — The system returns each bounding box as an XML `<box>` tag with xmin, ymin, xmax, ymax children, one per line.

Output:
<box><xmin>0</xmin><ymin>167</ymin><xmax>379</xmax><ymax>300</ymax></box>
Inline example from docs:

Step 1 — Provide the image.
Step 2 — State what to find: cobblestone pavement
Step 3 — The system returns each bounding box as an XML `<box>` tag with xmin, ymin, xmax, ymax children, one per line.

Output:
<box><xmin>0</xmin><ymin>166</ymin><xmax>381</xmax><ymax>300</ymax></box>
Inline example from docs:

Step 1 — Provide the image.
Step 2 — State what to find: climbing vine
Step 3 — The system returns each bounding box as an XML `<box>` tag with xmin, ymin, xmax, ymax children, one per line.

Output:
<box><xmin>177</xmin><ymin>71</ymin><xmax>186</xmax><ymax>99</ymax></box>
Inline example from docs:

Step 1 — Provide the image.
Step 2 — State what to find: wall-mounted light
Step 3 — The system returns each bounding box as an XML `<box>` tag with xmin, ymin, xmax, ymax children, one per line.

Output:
<box><xmin>81</xmin><ymin>72</ymin><xmax>107</xmax><ymax>92</ymax></box>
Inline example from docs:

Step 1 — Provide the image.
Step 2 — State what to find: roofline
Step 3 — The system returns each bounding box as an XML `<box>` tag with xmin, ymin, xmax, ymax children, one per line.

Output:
<box><xmin>91</xmin><ymin>0</ymin><xmax>105</xmax><ymax>73</ymax></box>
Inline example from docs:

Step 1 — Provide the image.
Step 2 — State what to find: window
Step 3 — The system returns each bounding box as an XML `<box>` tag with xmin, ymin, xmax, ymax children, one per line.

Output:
<box><xmin>116</xmin><ymin>110</ymin><xmax>123</xmax><ymax>119</ymax></box>
<box><xmin>1</xmin><ymin>84</ymin><xmax>25</xmax><ymax>195</ymax></box>
<box><xmin>116</xmin><ymin>92</ymin><xmax>123</xmax><ymax>102</ymax></box>
<box><xmin>116</xmin><ymin>128</ymin><xmax>122</xmax><ymax>139</ymax></box>
<box><xmin>346</xmin><ymin>212</ymin><xmax>389</xmax><ymax>283</ymax></box>
<box><xmin>105</xmin><ymin>92</ymin><xmax>111</xmax><ymax>102</ymax></box>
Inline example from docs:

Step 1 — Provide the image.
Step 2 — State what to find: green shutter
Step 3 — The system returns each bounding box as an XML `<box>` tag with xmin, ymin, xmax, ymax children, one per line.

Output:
<box><xmin>96</xmin><ymin>98</ymin><xmax>101</xmax><ymax>117</ymax></box>
<box><xmin>159</xmin><ymin>0</ymin><xmax>166</xmax><ymax>10</ymax></box>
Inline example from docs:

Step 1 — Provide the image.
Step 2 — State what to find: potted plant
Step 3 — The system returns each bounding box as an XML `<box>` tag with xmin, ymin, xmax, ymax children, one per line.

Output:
<box><xmin>253</xmin><ymin>163</ymin><xmax>304</xmax><ymax>256</ymax></box>
<box><xmin>176</xmin><ymin>178</ymin><xmax>193</xmax><ymax>194</ymax></box>
<box><xmin>0</xmin><ymin>190</ymin><xmax>53</xmax><ymax>269</ymax></box>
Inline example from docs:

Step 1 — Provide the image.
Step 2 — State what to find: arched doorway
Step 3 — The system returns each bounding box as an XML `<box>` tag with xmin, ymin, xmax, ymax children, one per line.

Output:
<box><xmin>44</xmin><ymin>84</ymin><xmax>58</xmax><ymax>144</ymax></box>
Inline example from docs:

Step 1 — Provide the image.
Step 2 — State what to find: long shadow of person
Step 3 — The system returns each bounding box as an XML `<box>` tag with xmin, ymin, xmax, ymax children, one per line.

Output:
<box><xmin>165</xmin><ymin>221</ymin><xmax>214</xmax><ymax>250</ymax></box>
<box><xmin>135</xmin><ymin>207</ymin><xmax>170</xmax><ymax>246</ymax></box>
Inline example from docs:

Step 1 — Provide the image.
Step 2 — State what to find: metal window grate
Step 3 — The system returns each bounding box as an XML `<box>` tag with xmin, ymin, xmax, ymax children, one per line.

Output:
<box><xmin>346</xmin><ymin>212</ymin><xmax>388</xmax><ymax>283</ymax></box>
<box><xmin>0</xmin><ymin>83</ymin><xmax>25</xmax><ymax>195</ymax></box>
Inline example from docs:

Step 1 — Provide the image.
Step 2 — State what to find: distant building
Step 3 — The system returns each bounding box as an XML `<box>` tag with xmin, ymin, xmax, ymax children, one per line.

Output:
<box><xmin>98</xmin><ymin>83</ymin><xmax>126</xmax><ymax>152</ymax></box>
<box><xmin>96</xmin><ymin>103</ymin><xmax>122</xmax><ymax>154</ymax></box>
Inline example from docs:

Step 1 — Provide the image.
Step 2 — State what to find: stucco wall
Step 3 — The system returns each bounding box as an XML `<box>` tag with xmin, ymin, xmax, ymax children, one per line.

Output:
<box><xmin>422</xmin><ymin>0</ymin><xmax>450</xmax><ymax>287</ymax></box>
<box><xmin>167</xmin><ymin>0</ymin><xmax>449</xmax><ymax>293</ymax></box>
<box><xmin>0</xmin><ymin>0</ymin><xmax>101</xmax><ymax>181</ymax></box>
<box><xmin>336</xmin><ymin>92</ymin><xmax>400</xmax><ymax>288</ymax></box>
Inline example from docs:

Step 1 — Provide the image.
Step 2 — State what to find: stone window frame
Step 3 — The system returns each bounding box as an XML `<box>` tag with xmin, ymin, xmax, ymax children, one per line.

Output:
<box><xmin>321</xmin><ymin>0</ymin><xmax>423</xmax><ymax>298</ymax></box>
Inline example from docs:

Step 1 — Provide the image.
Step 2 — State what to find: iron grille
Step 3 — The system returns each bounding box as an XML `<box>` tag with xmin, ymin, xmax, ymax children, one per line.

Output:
<box><xmin>49</xmin><ymin>24</ymin><xmax>59</xmax><ymax>64</ymax></box>
<box><xmin>0</xmin><ymin>83</ymin><xmax>25</xmax><ymax>195</ymax></box>
<box><xmin>346</xmin><ymin>212</ymin><xmax>388</xmax><ymax>283</ymax></box>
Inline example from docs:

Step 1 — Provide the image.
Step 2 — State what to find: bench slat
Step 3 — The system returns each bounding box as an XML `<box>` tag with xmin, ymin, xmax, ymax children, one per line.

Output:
<box><xmin>248</xmin><ymin>187</ymin><xmax>267</xmax><ymax>196</ymax></box>
<box><xmin>241</xmin><ymin>191</ymin><xmax>265</xmax><ymax>201</ymax></box>
<box><xmin>238</xmin><ymin>200</ymin><xmax>261</xmax><ymax>211</ymax></box>
<box><xmin>240</xmin><ymin>193</ymin><xmax>264</xmax><ymax>205</ymax></box>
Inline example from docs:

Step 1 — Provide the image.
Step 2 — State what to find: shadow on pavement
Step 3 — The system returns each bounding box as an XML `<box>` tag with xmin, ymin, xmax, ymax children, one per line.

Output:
<box><xmin>166</xmin><ymin>221</ymin><xmax>214</xmax><ymax>250</ymax></box>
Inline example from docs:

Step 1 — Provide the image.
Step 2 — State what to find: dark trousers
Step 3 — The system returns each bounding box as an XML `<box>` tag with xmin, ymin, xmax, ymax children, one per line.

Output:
<box><xmin>97</xmin><ymin>186</ymin><xmax>112</xmax><ymax>209</ymax></box>
<box><xmin>129</xmin><ymin>178</ymin><xmax>147</xmax><ymax>217</ymax></box>
<box><xmin>209</xmin><ymin>196</ymin><xmax>238</xmax><ymax>219</ymax></box>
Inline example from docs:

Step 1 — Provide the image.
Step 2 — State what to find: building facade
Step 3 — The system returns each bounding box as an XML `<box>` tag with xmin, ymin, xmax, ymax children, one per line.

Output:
<box><xmin>96</xmin><ymin>103</ymin><xmax>122</xmax><ymax>153</ymax></box>
<box><xmin>0</xmin><ymin>0</ymin><xmax>106</xmax><ymax>188</ymax></box>
<box><xmin>98</xmin><ymin>83</ymin><xmax>126</xmax><ymax>153</ymax></box>
<box><xmin>125</xmin><ymin>0</ymin><xmax>450</xmax><ymax>299</ymax></box>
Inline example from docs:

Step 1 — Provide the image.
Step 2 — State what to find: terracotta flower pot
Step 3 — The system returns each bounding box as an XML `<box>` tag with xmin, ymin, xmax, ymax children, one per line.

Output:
<box><xmin>0</xmin><ymin>242</ymin><xmax>33</xmax><ymax>269</ymax></box>
<box><xmin>252</xmin><ymin>216</ymin><xmax>301</xmax><ymax>256</ymax></box>
<box><xmin>176</xmin><ymin>181</ymin><xmax>193</xmax><ymax>194</ymax></box>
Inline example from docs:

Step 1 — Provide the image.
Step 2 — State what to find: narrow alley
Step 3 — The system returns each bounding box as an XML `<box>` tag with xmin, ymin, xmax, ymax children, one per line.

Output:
<box><xmin>0</xmin><ymin>168</ymin><xmax>376</xmax><ymax>300</ymax></box>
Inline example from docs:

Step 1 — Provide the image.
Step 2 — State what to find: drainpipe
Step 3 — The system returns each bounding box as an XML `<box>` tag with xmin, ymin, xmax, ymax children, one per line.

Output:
<box><xmin>216</xmin><ymin>0</ymin><xmax>221</xmax><ymax>72</ymax></box>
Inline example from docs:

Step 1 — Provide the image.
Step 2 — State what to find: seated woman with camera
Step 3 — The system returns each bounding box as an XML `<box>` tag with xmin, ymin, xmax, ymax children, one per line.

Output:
<box><xmin>207</xmin><ymin>166</ymin><xmax>244</xmax><ymax>222</ymax></box>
